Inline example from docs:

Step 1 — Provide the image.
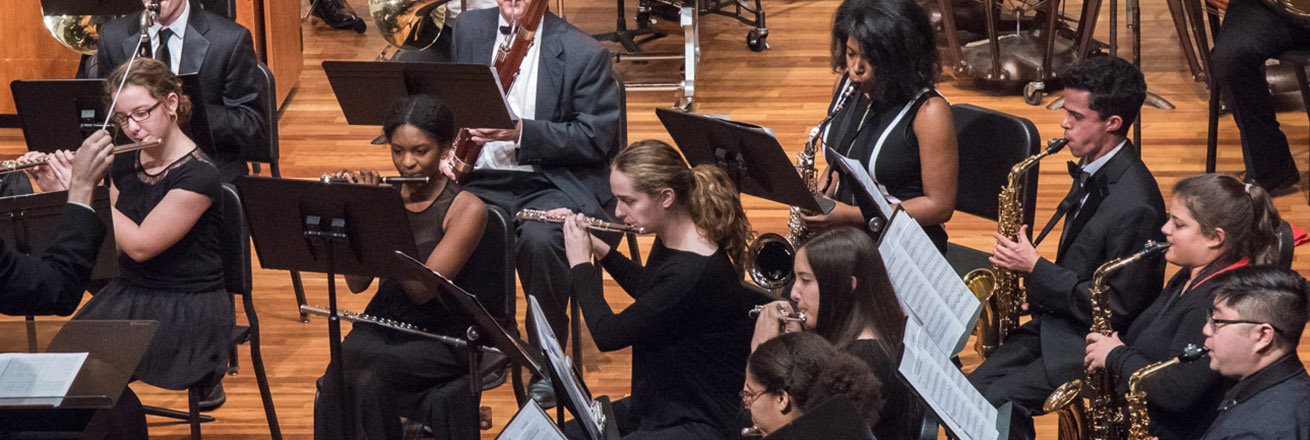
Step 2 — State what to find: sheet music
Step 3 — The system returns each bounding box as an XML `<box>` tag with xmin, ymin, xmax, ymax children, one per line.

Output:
<box><xmin>498</xmin><ymin>400</ymin><xmax>567</xmax><ymax>440</ymax></box>
<box><xmin>878</xmin><ymin>210</ymin><xmax>981</xmax><ymax>355</ymax></box>
<box><xmin>0</xmin><ymin>353</ymin><xmax>88</xmax><ymax>407</ymax></box>
<box><xmin>832</xmin><ymin>153</ymin><xmax>894</xmax><ymax>220</ymax></box>
<box><xmin>528</xmin><ymin>297</ymin><xmax>604</xmax><ymax>440</ymax></box>
<box><xmin>899</xmin><ymin>321</ymin><xmax>999</xmax><ymax>440</ymax></box>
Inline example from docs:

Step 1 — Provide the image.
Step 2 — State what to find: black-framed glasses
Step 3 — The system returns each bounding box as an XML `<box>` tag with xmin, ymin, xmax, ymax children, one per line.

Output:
<box><xmin>110</xmin><ymin>101</ymin><xmax>163</xmax><ymax>127</ymax></box>
<box><xmin>1206</xmin><ymin>309</ymin><xmax>1284</xmax><ymax>334</ymax></box>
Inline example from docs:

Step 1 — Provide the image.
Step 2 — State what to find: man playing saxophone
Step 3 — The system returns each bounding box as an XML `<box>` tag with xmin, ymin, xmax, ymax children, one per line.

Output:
<box><xmin>968</xmin><ymin>55</ymin><xmax>1167</xmax><ymax>440</ymax></box>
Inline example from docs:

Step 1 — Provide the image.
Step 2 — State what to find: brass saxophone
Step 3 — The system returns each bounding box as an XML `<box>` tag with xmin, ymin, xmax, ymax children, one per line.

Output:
<box><xmin>964</xmin><ymin>138</ymin><xmax>1068</xmax><ymax>358</ymax></box>
<box><xmin>1125</xmin><ymin>344</ymin><xmax>1210</xmax><ymax>440</ymax></box>
<box><xmin>1044</xmin><ymin>240</ymin><xmax>1171</xmax><ymax>440</ymax></box>
<box><xmin>745</xmin><ymin>82</ymin><xmax>857</xmax><ymax>291</ymax></box>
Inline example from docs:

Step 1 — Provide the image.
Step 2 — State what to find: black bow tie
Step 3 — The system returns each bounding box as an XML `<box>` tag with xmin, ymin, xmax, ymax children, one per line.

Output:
<box><xmin>499</xmin><ymin>25</ymin><xmax>513</xmax><ymax>35</ymax></box>
<box><xmin>1067</xmin><ymin>161</ymin><xmax>1081</xmax><ymax>179</ymax></box>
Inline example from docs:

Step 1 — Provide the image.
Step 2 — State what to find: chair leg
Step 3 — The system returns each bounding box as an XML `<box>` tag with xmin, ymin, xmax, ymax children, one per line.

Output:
<box><xmin>245</xmin><ymin>293</ymin><xmax>284</xmax><ymax>439</ymax></box>
<box><xmin>292</xmin><ymin>270</ymin><xmax>309</xmax><ymax>322</ymax></box>
<box><xmin>570</xmin><ymin>297</ymin><xmax>583</xmax><ymax>372</ymax></box>
<box><xmin>1292</xmin><ymin>62</ymin><xmax>1309</xmax><ymax>206</ymax></box>
<box><xmin>1207</xmin><ymin>80</ymin><xmax>1220</xmax><ymax>173</ymax></box>
<box><xmin>188</xmin><ymin>386</ymin><xmax>202</xmax><ymax>440</ymax></box>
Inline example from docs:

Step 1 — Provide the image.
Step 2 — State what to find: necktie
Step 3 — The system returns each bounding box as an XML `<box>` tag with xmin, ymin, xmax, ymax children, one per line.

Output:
<box><xmin>1033</xmin><ymin>161</ymin><xmax>1089</xmax><ymax>246</ymax></box>
<box><xmin>156</xmin><ymin>28</ymin><xmax>174</xmax><ymax>72</ymax></box>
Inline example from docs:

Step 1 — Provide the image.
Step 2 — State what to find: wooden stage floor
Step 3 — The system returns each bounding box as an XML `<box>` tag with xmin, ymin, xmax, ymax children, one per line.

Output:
<box><xmin>1</xmin><ymin>0</ymin><xmax>1308</xmax><ymax>437</ymax></box>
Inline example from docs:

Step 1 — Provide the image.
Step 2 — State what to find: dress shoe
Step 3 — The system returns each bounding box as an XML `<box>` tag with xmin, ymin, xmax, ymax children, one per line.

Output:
<box><xmin>1244</xmin><ymin>173</ymin><xmax>1301</xmax><ymax>197</ymax></box>
<box><xmin>198</xmin><ymin>382</ymin><xmax>226</xmax><ymax>411</ymax></box>
<box><xmin>312</xmin><ymin>0</ymin><xmax>367</xmax><ymax>34</ymax></box>
<box><xmin>528</xmin><ymin>377</ymin><xmax>557</xmax><ymax>409</ymax></box>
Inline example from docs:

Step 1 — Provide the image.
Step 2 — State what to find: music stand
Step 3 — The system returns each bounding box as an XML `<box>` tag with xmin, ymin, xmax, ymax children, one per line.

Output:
<box><xmin>10</xmin><ymin>74</ymin><xmax>215</xmax><ymax>156</ymax></box>
<box><xmin>235</xmin><ymin>176</ymin><xmax>418</xmax><ymax>439</ymax></box>
<box><xmin>654</xmin><ymin>107</ymin><xmax>828</xmax><ymax>213</ymax></box>
<box><xmin>525</xmin><ymin>296</ymin><xmax>619</xmax><ymax>440</ymax></box>
<box><xmin>39</xmin><ymin>0</ymin><xmax>143</xmax><ymax>16</ymax></box>
<box><xmin>0</xmin><ymin>187</ymin><xmax>117</xmax><ymax>286</ymax></box>
<box><xmin>322</xmin><ymin>61</ymin><xmax>515</xmax><ymax>129</ymax></box>
<box><xmin>392</xmin><ymin>251</ymin><xmax>544</xmax><ymax>399</ymax></box>
<box><xmin>826</xmin><ymin>146</ymin><xmax>892</xmax><ymax>236</ymax></box>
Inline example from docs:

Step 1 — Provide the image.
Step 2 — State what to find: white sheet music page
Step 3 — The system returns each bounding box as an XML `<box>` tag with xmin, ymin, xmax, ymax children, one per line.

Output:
<box><xmin>528</xmin><ymin>296</ymin><xmax>603</xmax><ymax>440</ymax></box>
<box><xmin>833</xmin><ymin>153</ymin><xmax>894</xmax><ymax>220</ymax></box>
<box><xmin>0</xmin><ymin>352</ymin><xmax>88</xmax><ymax>407</ymax></box>
<box><xmin>877</xmin><ymin>209</ymin><xmax>981</xmax><ymax>355</ymax></box>
<box><xmin>899</xmin><ymin>321</ymin><xmax>999</xmax><ymax>440</ymax></box>
<box><xmin>499</xmin><ymin>399</ymin><xmax>567</xmax><ymax>440</ymax></box>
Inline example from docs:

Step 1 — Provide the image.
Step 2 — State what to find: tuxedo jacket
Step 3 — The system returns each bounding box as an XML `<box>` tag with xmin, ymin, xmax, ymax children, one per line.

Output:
<box><xmin>450</xmin><ymin>9</ymin><xmax>622</xmax><ymax>218</ymax></box>
<box><xmin>95</xmin><ymin>2</ymin><xmax>266</xmax><ymax>181</ymax></box>
<box><xmin>0</xmin><ymin>205</ymin><xmax>107</xmax><ymax>316</ymax></box>
<box><xmin>1024</xmin><ymin>141</ymin><xmax>1167</xmax><ymax>383</ymax></box>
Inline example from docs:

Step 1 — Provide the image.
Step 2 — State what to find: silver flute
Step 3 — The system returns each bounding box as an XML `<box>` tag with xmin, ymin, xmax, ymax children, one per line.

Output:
<box><xmin>748</xmin><ymin>304</ymin><xmax>807</xmax><ymax>324</ymax></box>
<box><xmin>0</xmin><ymin>140</ymin><xmax>162</xmax><ymax>175</ymax></box>
<box><xmin>515</xmin><ymin>208</ymin><xmax>648</xmax><ymax>234</ymax></box>
<box><xmin>318</xmin><ymin>175</ymin><xmax>431</xmax><ymax>184</ymax></box>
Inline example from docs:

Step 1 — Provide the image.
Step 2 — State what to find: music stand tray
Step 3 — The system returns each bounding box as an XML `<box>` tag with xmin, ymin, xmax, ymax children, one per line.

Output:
<box><xmin>0</xmin><ymin>187</ymin><xmax>117</xmax><ymax>281</ymax></box>
<box><xmin>322</xmin><ymin>61</ymin><xmax>515</xmax><ymax>129</ymax></box>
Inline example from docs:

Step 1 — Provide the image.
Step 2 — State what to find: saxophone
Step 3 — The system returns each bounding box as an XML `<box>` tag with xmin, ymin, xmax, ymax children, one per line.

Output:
<box><xmin>1125</xmin><ymin>344</ymin><xmax>1210</xmax><ymax>440</ymax></box>
<box><xmin>1044</xmin><ymin>240</ymin><xmax>1171</xmax><ymax>440</ymax></box>
<box><xmin>964</xmin><ymin>138</ymin><xmax>1068</xmax><ymax>358</ymax></box>
<box><xmin>746</xmin><ymin>82</ymin><xmax>857</xmax><ymax>291</ymax></box>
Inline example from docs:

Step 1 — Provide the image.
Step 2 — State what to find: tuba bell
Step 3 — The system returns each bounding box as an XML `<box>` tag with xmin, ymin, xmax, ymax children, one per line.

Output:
<box><xmin>369</xmin><ymin>0</ymin><xmax>448</xmax><ymax>53</ymax></box>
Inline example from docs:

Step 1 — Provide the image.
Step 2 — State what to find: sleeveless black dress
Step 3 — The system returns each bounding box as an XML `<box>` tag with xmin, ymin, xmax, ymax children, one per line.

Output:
<box><xmin>74</xmin><ymin>149</ymin><xmax>232</xmax><ymax>391</ymax></box>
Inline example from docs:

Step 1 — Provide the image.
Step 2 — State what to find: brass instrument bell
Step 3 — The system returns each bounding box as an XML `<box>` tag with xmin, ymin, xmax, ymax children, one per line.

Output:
<box><xmin>42</xmin><ymin>13</ymin><xmax>111</xmax><ymax>55</ymax></box>
<box><xmin>369</xmin><ymin>0</ymin><xmax>448</xmax><ymax>51</ymax></box>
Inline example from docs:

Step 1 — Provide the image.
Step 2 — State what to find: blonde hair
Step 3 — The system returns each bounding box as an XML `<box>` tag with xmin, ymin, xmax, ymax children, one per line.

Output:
<box><xmin>612</xmin><ymin>140</ymin><xmax>752</xmax><ymax>273</ymax></box>
<box><xmin>103</xmin><ymin>57</ymin><xmax>192</xmax><ymax>124</ymax></box>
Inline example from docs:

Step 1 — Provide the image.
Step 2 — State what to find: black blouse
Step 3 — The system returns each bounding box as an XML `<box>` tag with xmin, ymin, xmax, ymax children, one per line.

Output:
<box><xmin>1103</xmin><ymin>258</ymin><xmax>1245</xmax><ymax>440</ymax></box>
<box><xmin>846</xmin><ymin>339</ymin><xmax>926</xmax><ymax>440</ymax></box>
<box><xmin>570</xmin><ymin>240</ymin><xmax>755</xmax><ymax>438</ymax></box>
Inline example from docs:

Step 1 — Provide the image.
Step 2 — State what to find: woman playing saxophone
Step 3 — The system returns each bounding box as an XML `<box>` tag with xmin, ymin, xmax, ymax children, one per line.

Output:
<box><xmin>1083</xmin><ymin>174</ymin><xmax>1282</xmax><ymax>439</ymax></box>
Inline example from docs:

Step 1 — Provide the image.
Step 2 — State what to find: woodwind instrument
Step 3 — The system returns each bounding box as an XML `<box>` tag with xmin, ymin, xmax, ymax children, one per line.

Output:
<box><xmin>1044</xmin><ymin>240</ymin><xmax>1171</xmax><ymax>440</ymax></box>
<box><xmin>318</xmin><ymin>175</ymin><xmax>431</xmax><ymax>184</ymax></box>
<box><xmin>1125</xmin><ymin>344</ymin><xmax>1209</xmax><ymax>440</ymax></box>
<box><xmin>0</xmin><ymin>140</ymin><xmax>162</xmax><ymax>175</ymax></box>
<box><xmin>448</xmin><ymin>0</ymin><xmax>549</xmax><ymax>182</ymax></box>
<box><xmin>299</xmin><ymin>305</ymin><xmax>501</xmax><ymax>354</ymax></box>
<box><xmin>515</xmin><ymin>208</ymin><xmax>648</xmax><ymax>234</ymax></box>
<box><xmin>748</xmin><ymin>304</ymin><xmax>807</xmax><ymax>324</ymax></box>
<box><xmin>964</xmin><ymin>138</ymin><xmax>1068</xmax><ymax>358</ymax></box>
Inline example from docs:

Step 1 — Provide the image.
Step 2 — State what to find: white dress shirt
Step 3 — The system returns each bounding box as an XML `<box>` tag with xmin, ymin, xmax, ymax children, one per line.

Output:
<box><xmin>474</xmin><ymin>15</ymin><xmax>543</xmax><ymax>172</ymax></box>
<box><xmin>147</xmin><ymin>0</ymin><xmax>190</xmax><ymax>74</ymax></box>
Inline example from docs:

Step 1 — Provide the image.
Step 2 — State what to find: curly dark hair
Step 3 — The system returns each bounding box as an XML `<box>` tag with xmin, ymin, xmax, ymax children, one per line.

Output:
<box><xmin>1059</xmin><ymin>55</ymin><xmax>1147</xmax><ymax>137</ymax></box>
<box><xmin>829</xmin><ymin>0</ymin><xmax>939</xmax><ymax>104</ymax></box>
<box><xmin>748</xmin><ymin>332</ymin><xmax>885</xmax><ymax>428</ymax></box>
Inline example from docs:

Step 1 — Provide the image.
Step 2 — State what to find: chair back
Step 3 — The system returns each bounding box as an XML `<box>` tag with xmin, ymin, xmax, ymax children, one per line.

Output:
<box><xmin>951</xmin><ymin>104</ymin><xmax>1043</xmax><ymax>226</ymax></box>
<box><xmin>456</xmin><ymin>205</ymin><xmax>516</xmax><ymax>332</ymax></box>
<box><xmin>197</xmin><ymin>0</ymin><xmax>238</xmax><ymax>21</ymax></box>
<box><xmin>220</xmin><ymin>183</ymin><xmax>252</xmax><ymax>295</ymax></box>
<box><xmin>242</xmin><ymin>62</ymin><xmax>280</xmax><ymax>175</ymax></box>
<box><xmin>1277</xmin><ymin>219</ymin><xmax>1296</xmax><ymax>269</ymax></box>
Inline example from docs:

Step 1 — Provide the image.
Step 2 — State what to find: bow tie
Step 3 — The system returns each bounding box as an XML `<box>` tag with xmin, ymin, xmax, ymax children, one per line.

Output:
<box><xmin>499</xmin><ymin>25</ymin><xmax>513</xmax><ymax>35</ymax></box>
<box><xmin>1067</xmin><ymin>161</ymin><xmax>1081</xmax><ymax>179</ymax></box>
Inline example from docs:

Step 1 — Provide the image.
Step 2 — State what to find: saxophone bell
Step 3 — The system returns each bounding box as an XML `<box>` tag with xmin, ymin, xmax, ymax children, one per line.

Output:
<box><xmin>745</xmin><ymin>233</ymin><xmax>795</xmax><ymax>292</ymax></box>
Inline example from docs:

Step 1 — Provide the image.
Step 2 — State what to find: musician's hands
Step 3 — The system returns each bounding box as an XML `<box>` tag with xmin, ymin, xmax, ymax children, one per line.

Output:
<box><xmin>750</xmin><ymin>300</ymin><xmax>801</xmax><ymax>352</ymax></box>
<box><xmin>1084</xmin><ymin>331</ymin><xmax>1124</xmax><ymax>370</ymax></box>
<box><xmin>439</xmin><ymin>149</ymin><xmax>458</xmax><ymax>182</ymax></box>
<box><xmin>797</xmin><ymin>198</ymin><xmax>864</xmax><ymax>230</ymax></box>
<box><xmin>562</xmin><ymin>213</ymin><xmax>594</xmax><ymax>267</ymax></box>
<box><xmin>467</xmin><ymin>120</ymin><xmax>522</xmax><ymax>144</ymax></box>
<box><xmin>67</xmin><ymin>132</ymin><xmax>115</xmax><ymax>206</ymax></box>
<box><xmin>991</xmin><ymin>224</ymin><xmax>1039</xmax><ymax>273</ymax></box>
<box><xmin>328</xmin><ymin>169</ymin><xmax>381</xmax><ymax>185</ymax></box>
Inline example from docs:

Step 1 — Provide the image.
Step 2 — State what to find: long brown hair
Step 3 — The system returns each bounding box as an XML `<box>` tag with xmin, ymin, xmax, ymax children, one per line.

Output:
<box><xmin>103</xmin><ymin>57</ymin><xmax>192</xmax><ymax>125</ymax></box>
<box><xmin>801</xmin><ymin>227</ymin><xmax>905</xmax><ymax>352</ymax></box>
<box><xmin>611</xmin><ymin>140</ymin><xmax>752</xmax><ymax>272</ymax></box>
<box><xmin>1172</xmin><ymin>174</ymin><xmax>1282</xmax><ymax>265</ymax></box>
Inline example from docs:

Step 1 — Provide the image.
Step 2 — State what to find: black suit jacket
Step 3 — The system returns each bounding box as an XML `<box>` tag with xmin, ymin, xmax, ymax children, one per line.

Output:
<box><xmin>0</xmin><ymin>204</ymin><xmax>107</xmax><ymax>316</ymax></box>
<box><xmin>1024</xmin><ymin>141</ymin><xmax>1167</xmax><ymax>383</ymax></box>
<box><xmin>95</xmin><ymin>1</ymin><xmax>266</xmax><ymax>181</ymax></box>
<box><xmin>450</xmin><ymin>9</ymin><xmax>622</xmax><ymax>218</ymax></box>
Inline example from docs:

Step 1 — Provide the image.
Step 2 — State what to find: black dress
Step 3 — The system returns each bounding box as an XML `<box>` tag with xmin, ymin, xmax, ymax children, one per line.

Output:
<box><xmin>314</xmin><ymin>181</ymin><xmax>479</xmax><ymax>440</ymax></box>
<box><xmin>74</xmin><ymin>149</ymin><xmax>231</xmax><ymax>391</ymax></box>
<box><xmin>568</xmin><ymin>240</ymin><xmax>756</xmax><ymax>439</ymax></box>
<box><xmin>846</xmin><ymin>339</ymin><xmax>926</xmax><ymax>440</ymax></box>
<box><xmin>822</xmin><ymin>76</ymin><xmax>947</xmax><ymax>252</ymax></box>
<box><xmin>1102</xmin><ymin>258</ymin><xmax>1246</xmax><ymax>440</ymax></box>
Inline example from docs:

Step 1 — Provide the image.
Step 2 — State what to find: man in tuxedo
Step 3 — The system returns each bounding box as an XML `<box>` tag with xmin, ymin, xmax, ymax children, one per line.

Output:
<box><xmin>968</xmin><ymin>55</ymin><xmax>1167</xmax><ymax>439</ymax></box>
<box><xmin>94</xmin><ymin>0</ymin><xmax>266</xmax><ymax>182</ymax></box>
<box><xmin>1211</xmin><ymin>0</ymin><xmax>1310</xmax><ymax>195</ymax></box>
<box><xmin>450</xmin><ymin>0</ymin><xmax>622</xmax><ymax>407</ymax></box>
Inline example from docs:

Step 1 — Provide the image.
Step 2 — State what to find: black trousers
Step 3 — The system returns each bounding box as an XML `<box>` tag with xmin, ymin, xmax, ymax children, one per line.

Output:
<box><xmin>1212</xmin><ymin>0</ymin><xmax>1310</xmax><ymax>186</ymax></box>
<box><xmin>967</xmin><ymin>326</ymin><xmax>1059</xmax><ymax>440</ymax></box>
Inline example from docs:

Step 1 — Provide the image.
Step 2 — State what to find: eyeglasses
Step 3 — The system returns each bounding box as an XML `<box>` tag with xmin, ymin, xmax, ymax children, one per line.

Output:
<box><xmin>111</xmin><ymin>101</ymin><xmax>163</xmax><ymax>127</ymax></box>
<box><xmin>740</xmin><ymin>388</ymin><xmax>771</xmax><ymax>411</ymax></box>
<box><xmin>1206</xmin><ymin>309</ymin><xmax>1284</xmax><ymax>334</ymax></box>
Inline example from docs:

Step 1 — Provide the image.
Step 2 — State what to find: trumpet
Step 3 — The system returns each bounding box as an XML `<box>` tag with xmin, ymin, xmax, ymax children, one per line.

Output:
<box><xmin>515</xmin><ymin>208</ymin><xmax>648</xmax><ymax>235</ymax></box>
<box><xmin>318</xmin><ymin>175</ymin><xmax>431</xmax><ymax>184</ymax></box>
<box><xmin>748</xmin><ymin>304</ymin><xmax>807</xmax><ymax>324</ymax></box>
<box><xmin>0</xmin><ymin>139</ymin><xmax>162</xmax><ymax>175</ymax></box>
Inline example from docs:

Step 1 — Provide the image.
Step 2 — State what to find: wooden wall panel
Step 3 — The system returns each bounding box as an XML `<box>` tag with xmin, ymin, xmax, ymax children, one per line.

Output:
<box><xmin>236</xmin><ymin>0</ymin><xmax>303</xmax><ymax>107</ymax></box>
<box><xmin>1</xmin><ymin>1</ymin><xmax>82</xmax><ymax>114</ymax></box>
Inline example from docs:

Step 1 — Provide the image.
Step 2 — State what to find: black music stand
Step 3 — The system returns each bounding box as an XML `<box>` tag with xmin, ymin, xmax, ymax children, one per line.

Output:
<box><xmin>392</xmin><ymin>251</ymin><xmax>544</xmax><ymax>400</ymax></box>
<box><xmin>39</xmin><ymin>0</ymin><xmax>143</xmax><ymax>16</ymax></box>
<box><xmin>655</xmin><ymin>107</ymin><xmax>829</xmax><ymax>214</ymax></box>
<box><xmin>0</xmin><ymin>187</ymin><xmax>118</xmax><ymax>294</ymax></box>
<box><xmin>235</xmin><ymin>176</ymin><xmax>418</xmax><ymax>440</ymax></box>
<box><xmin>525</xmin><ymin>296</ymin><xmax>619</xmax><ymax>440</ymax></box>
<box><xmin>322</xmin><ymin>61</ymin><xmax>515</xmax><ymax>129</ymax></box>
<box><xmin>826</xmin><ymin>146</ymin><xmax>891</xmax><ymax>237</ymax></box>
<box><xmin>10</xmin><ymin>74</ymin><xmax>215</xmax><ymax>155</ymax></box>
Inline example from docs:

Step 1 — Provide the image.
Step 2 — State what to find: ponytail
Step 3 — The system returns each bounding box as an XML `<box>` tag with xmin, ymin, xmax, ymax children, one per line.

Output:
<box><xmin>1173</xmin><ymin>174</ymin><xmax>1284</xmax><ymax>265</ymax></box>
<box><xmin>1243</xmin><ymin>183</ymin><xmax>1282</xmax><ymax>265</ymax></box>
<box><xmin>689</xmin><ymin>164</ymin><xmax>752</xmax><ymax>273</ymax></box>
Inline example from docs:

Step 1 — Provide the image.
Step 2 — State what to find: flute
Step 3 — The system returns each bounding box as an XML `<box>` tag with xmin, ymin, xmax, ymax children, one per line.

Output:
<box><xmin>515</xmin><ymin>208</ymin><xmax>648</xmax><ymax>235</ymax></box>
<box><xmin>0</xmin><ymin>139</ymin><xmax>162</xmax><ymax>175</ymax></box>
<box><xmin>748</xmin><ymin>304</ymin><xmax>807</xmax><ymax>324</ymax></box>
<box><xmin>318</xmin><ymin>175</ymin><xmax>432</xmax><ymax>184</ymax></box>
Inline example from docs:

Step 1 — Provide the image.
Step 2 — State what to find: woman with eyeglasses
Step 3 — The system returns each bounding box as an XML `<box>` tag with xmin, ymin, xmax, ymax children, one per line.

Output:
<box><xmin>1083</xmin><ymin>173</ymin><xmax>1283</xmax><ymax>439</ymax></box>
<box><xmin>743</xmin><ymin>331</ymin><xmax>883</xmax><ymax>437</ymax></box>
<box><xmin>67</xmin><ymin>58</ymin><xmax>233</xmax><ymax>406</ymax></box>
